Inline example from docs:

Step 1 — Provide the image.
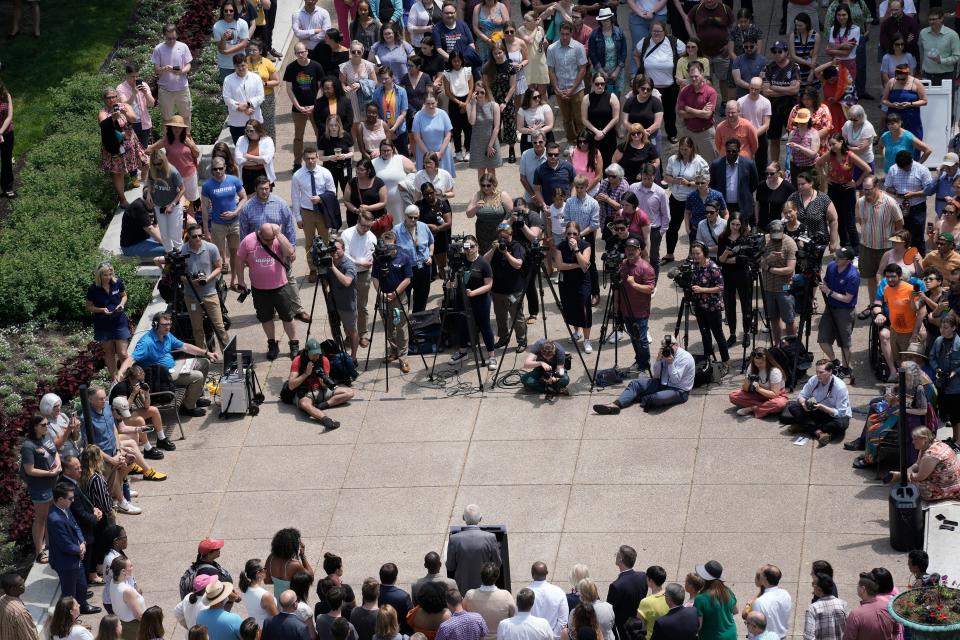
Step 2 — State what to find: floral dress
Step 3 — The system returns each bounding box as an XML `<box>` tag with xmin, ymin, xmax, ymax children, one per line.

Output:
<box><xmin>99</xmin><ymin>113</ymin><xmax>148</xmax><ymax>173</ymax></box>
<box><xmin>691</xmin><ymin>260</ymin><xmax>724</xmax><ymax>313</ymax></box>
<box><xmin>917</xmin><ymin>441</ymin><xmax>960</xmax><ymax>501</ymax></box>
<box><xmin>490</xmin><ymin>61</ymin><xmax>518</xmax><ymax>145</ymax></box>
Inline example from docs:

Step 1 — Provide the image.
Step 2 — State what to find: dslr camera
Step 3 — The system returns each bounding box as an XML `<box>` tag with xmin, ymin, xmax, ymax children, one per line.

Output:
<box><xmin>660</xmin><ymin>335</ymin><xmax>676</xmax><ymax>359</ymax></box>
<box><xmin>746</xmin><ymin>373</ymin><xmax>761</xmax><ymax>393</ymax></box>
<box><xmin>795</xmin><ymin>231</ymin><xmax>829</xmax><ymax>275</ymax></box>
<box><xmin>191</xmin><ymin>271</ymin><xmax>207</xmax><ymax>286</ymax></box>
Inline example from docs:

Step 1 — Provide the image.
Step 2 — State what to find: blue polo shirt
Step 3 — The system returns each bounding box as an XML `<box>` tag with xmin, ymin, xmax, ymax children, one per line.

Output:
<box><xmin>823</xmin><ymin>261</ymin><xmax>861</xmax><ymax>309</ymax></box>
<box><xmin>132</xmin><ymin>330</ymin><xmax>185</xmax><ymax>369</ymax></box>
<box><xmin>533</xmin><ymin>161</ymin><xmax>577</xmax><ymax>198</ymax></box>
<box><xmin>85</xmin><ymin>407</ymin><xmax>118</xmax><ymax>456</ymax></box>
<box><xmin>378</xmin><ymin>251</ymin><xmax>413</xmax><ymax>294</ymax></box>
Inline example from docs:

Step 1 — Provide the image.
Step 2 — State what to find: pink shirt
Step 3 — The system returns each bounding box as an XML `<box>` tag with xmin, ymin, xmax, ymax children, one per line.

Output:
<box><xmin>842</xmin><ymin>598</ymin><xmax>898</xmax><ymax>640</ymax></box>
<box><xmin>737</xmin><ymin>94</ymin><xmax>772</xmax><ymax>130</ymax></box>
<box><xmin>236</xmin><ymin>233</ymin><xmax>289</xmax><ymax>290</ymax></box>
<box><xmin>116</xmin><ymin>81</ymin><xmax>153</xmax><ymax>130</ymax></box>
<box><xmin>164</xmin><ymin>139</ymin><xmax>198</xmax><ymax>178</ymax></box>
<box><xmin>151</xmin><ymin>41</ymin><xmax>193</xmax><ymax>92</ymax></box>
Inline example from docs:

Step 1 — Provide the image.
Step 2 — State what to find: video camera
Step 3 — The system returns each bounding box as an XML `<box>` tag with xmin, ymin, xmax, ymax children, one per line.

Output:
<box><xmin>311</xmin><ymin>236</ymin><xmax>336</xmax><ymax>275</ymax></box>
<box><xmin>601</xmin><ymin>249</ymin><xmax>625</xmax><ymax>274</ymax></box>
<box><xmin>795</xmin><ymin>231</ymin><xmax>829</xmax><ymax>275</ymax></box>
<box><xmin>667</xmin><ymin>259</ymin><xmax>695</xmax><ymax>291</ymax></box>
<box><xmin>164</xmin><ymin>248</ymin><xmax>189</xmax><ymax>276</ymax></box>
<box><xmin>448</xmin><ymin>234</ymin><xmax>467</xmax><ymax>271</ymax></box>
<box><xmin>373</xmin><ymin>240</ymin><xmax>399</xmax><ymax>273</ymax></box>
<box><xmin>731</xmin><ymin>233</ymin><xmax>765</xmax><ymax>266</ymax></box>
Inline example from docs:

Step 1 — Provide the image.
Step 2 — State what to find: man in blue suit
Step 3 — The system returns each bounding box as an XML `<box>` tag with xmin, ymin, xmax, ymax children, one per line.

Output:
<box><xmin>709</xmin><ymin>139</ymin><xmax>759</xmax><ymax>225</ymax></box>
<box><xmin>48</xmin><ymin>482</ymin><xmax>100</xmax><ymax>614</ymax></box>
<box><xmin>607</xmin><ymin>545</ymin><xmax>647</xmax><ymax>638</ymax></box>
<box><xmin>650</xmin><ymin>584</ymin><xmax>698</xmax><ymax>640</ymax></box>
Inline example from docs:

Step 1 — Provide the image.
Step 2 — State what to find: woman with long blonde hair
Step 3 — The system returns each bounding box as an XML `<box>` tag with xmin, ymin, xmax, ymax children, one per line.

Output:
<box><xmin>144</xmin><ymin>148</ymin><xmax>186</xmax><ymax>251</ymax></box>
<box><xmin>84</xmin><ymin>262</ymin><xmax>131</xmax><ymax>379</ymax></box>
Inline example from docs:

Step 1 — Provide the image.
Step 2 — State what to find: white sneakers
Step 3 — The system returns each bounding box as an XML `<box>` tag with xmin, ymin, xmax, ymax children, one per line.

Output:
<box><xmin>736</xmin><ymin>407</ymin><xmax>753</xmax><ymax>416</ymax></box>
<box><xmin>487</xmin><ymin>356</ymin><xmax>497</xmax><ymax>370</ymax></box>
<box><xmin>117</xmin><ymin>499</ymin><xmax>142</xmax><ymax>515</ymax></box>
<box><xmin>584</xmin><ymin>340</ymin><xmax>593</xmax><ymax>354</ymax></box>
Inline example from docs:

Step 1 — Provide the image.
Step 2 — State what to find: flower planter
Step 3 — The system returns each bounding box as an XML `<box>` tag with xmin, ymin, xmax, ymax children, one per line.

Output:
<box><xmin>889</xmin><ymin>588</ymin><xmax>960</xmax><ymax>640</ymax></box>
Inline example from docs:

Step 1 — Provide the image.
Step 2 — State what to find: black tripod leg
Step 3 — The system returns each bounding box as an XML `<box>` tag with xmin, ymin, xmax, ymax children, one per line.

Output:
<box><xmin>590</xmin><ymin>292</ymin><xmax>616</xmax><ymax>392</ymax></box>
<box><xmin>456</xmin><ymin>275</ymin><xmax>486</xmax><ymax>390</ymax></box>
<box><xmin>363</xmin><ymin>285</ymin><xmax>382</xmax><ymax>372</ymax></box>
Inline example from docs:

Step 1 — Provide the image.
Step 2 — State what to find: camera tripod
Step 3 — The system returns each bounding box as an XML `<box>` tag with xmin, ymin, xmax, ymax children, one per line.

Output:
<box><xmin>489</xmin><ymin>248</ymin><xmax>594</xmax><ymax>389</ymax></box>
<box><xmin>167</xmin><ymin>260</ymin><xmax>222</xmax><ymax>352</ymax></box>
<box><xmin>590</xmin><ymin>269</ymin><xmax>643</xmax><ymax>391</ymax></box>
<box><xmin>789</xmin><ymin>267</ymin><xmax>819</xmax><ymax>390</ymax></box>
<box><xmin>303</xmin><ymin>260</ymin><xmax>347</xmax><ymax>356</ymax></box>
<box><xmin>428</xmin><ymin>264</ymin><xmax>485</xmax><ymax>389</ymax></box>
<box><xmin>673</xmin><ymin>286</ymin><xmax>695</xmax><ymax>348</ymax></box>
<box><xmin>738</xmin><ymin>264</ymin><xmax>772</xmax><ymax>373</ymax></box>
<box><xmin>363</xmin><ymin>261</ymin><xmax>429</xmax><ymax>392</ymax></box>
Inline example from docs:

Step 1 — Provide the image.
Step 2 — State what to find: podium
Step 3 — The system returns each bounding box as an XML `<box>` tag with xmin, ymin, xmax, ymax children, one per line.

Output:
<box><xmin>446</xmin><ymin>525</ymin><xmax>512</xmax><ymax>592</ymax></box>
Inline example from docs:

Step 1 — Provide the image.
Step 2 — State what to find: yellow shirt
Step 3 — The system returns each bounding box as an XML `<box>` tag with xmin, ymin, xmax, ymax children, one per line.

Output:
<box><xmin>248</xmin><ymin>57</ymin><xmax>278</xmax><ymax>96</ymax></box>
<box><xmin>638</xmin><ymin>592</ymin><xmax>669</xmax><ymax>640</ymax></box>
<box><xmin>676</xmin><ymin>56</ymin><xmax>711</xmax><ymax>83</ymax></box>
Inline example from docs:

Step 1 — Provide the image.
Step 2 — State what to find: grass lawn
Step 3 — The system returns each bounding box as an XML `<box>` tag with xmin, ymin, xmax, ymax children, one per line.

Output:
<box><xmin>0</xmin><ymin>0</ymin><xmax>139</xmax><ymax>156</ymax></box>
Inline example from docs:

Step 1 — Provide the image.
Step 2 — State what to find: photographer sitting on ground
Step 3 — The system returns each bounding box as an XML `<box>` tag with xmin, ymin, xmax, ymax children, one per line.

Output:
<box><xmin>153</xmin><ymin>224</ymin><xmax>231</xmax><ymax>351</ymax></box>
<box><xmin>618</xmin><ymin>237</ymin><xmax>656</xmax><ymax>372</ymax></box>
<box><xmin>728</xmin><ymin>347</ymin><xmax>789</xmax><ymax>418</ymax></box>
<box><xmin>486</xmin><ymin>223</ymin><xmax>528</xmax><ymax>353</ymax></box>
<box><xmin>235</xmin><ymin>222</ymin><xmax>299</xmax><ymax>361</ymax></box>
<box><xmin>779</xmin><ymin>359</ymin><xmax>851</xmax><ymax>446</ymax></box>
<box><xmin>593</xmin><ymin>336</ymin><xmax>695</xmax><ymax>414</ymax></box>
<box><xmin>761</xmin><ymin>220</ymin><xmax>798</xmax><ymax>343</ymax></box>
<box><xmin>817</xmin><ymin>247</ymin><xmax>860</xmax><ymax>380</ymax></box>
<box><xmin>328</xmin><ymin>238</ymin><xmax>361</xmax><ymax>360</ymax></box>
<box><xmin>448</xmin><ymin>235</ymin><xmax>498</xmax><ymax>370</ymax></box>
<box><xmin>521</xmin><ymin>339</ymin><xmax>570</xmax><ymax>395</ymax></box>
<box><xmin>117</xmin><ymin>312</ymin><xmax>217</xmax><ymax>418</ymax></box>
<box><xmin>283</xmin><ymin>338</ymin><xmax>354</xmax><ymax>430</ymax></box>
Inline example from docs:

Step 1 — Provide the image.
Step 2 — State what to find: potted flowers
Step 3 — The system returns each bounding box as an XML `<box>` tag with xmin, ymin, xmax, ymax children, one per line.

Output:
<box><xmin>889</xmin><ymin>577</ymin><xmax>960</xmax><ymax>640</ymax></box>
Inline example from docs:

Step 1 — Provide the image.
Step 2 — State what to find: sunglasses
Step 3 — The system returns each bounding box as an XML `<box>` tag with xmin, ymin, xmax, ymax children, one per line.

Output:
<box><xmin>638</xmin><ymin>86</ymin><xmax>651</xmax><ymax>92</ymax></box>
<box><xmin>771</xmin><ymin>48</ymin><xmax>785</xmax><ymax>53</ymax></box>
<box><xmin>464</xmin><ymin>243</ymin><xmax>476</xmax><ymax>249</ymax></box>
<box><xmin>594</xmin><ymin>81</ymin><xmax>605</xmax><ymax>86</ymax></box>
<box><xmin>547</xmin><ymin>152</ymin><xmax>559</xmax><ymax>157</ymax></box>
<box><xmin>504</xmin><ymin>29</ymin><xmax>515</xmax><ymax>34</ymax></box>
<box><xmin>480</xmin><ymin>182</ymin><xmax>493</xmax><ymax>187</ymax></box>
<box><xmin>532</xmin><ymin>94</ymin><xmax>541</xmax><ymax>99</ymax></box>
<box><xmin>534</xmin><ymin>140</ymin><xmax>545</xmax><ymax>145</ymax></box>
<box><xmin>765</xmin><ymin>171</ymin><xmax>777</xmax><ymax>176</ymax></box>
<box><xmin>190</xmin><ymin>233</ymin><xmax>203</xmax><ymax>239</ymax></box>
<box><xmin>211</xmin><ymin>167</ymin><xmax>226</xmax><ymax>172</ymax></box>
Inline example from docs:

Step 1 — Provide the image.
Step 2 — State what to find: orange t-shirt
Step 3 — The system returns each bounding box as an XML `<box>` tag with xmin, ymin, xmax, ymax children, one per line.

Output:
<box><xmin>884</xmin><ymin>282</ymin><xmax>917</xmax><ymax>334</ymax></box>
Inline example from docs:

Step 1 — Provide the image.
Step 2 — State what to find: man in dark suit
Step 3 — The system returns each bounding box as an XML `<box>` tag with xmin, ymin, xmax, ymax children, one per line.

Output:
<box><xmin>651</xmin><ymin>584</ymin><xmax>698</xmax><ymax>640</ymax></box>
<box><xmin>47</xmin><ymin>482</ymin><xmax>100</xmax><ymax>614</ymax></box>
<box><xmin>59</xmin><ymin>455</ymin><xmax>108</xmax><ymax>579</ymax></box>
<box><xmin>262</xmin><ymin>590</ymin><xmax>312</xmax><ymax>640</ymax></box>
<box><xmin>709</xmin><ymin>139</ymin><xmax>760</xmax><ymax>224</ymax></box>
<box><xmin>379</xmin><ymin>563</ymin><xmax>414</xmax><ymax>634</ymax></box>
<box><xmin>446</xmin><ymin>504</ymin><xmax>502</xmax><ymax>595</ymax></box>
<box><xmin>607</xmin><ymin>545</ymin><xmax>647</xmax><ymax>638</ymax></box>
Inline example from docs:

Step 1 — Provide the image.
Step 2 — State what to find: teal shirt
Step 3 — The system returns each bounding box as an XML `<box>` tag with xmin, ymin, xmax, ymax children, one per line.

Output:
<box><xmin>694</xmin><ymin>591</ymin><xmax>738</xmax><ymax>640</ymax></box>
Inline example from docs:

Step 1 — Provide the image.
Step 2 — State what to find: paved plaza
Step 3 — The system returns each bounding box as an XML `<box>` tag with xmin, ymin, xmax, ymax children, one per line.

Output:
<box><xmin>85</xmin><ymin>0</ymin><xmax>930</xmax><ymax>637</ymax></box>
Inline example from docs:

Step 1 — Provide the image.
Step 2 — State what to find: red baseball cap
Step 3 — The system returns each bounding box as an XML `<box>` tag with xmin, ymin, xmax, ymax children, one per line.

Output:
<box><xmin>198</xmin><ymin>538</ymin><xmax>225</xmax><ymax>555</ymax></box>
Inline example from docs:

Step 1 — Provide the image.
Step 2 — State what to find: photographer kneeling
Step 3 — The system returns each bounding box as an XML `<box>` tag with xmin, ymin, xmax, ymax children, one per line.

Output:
<box><xmin>728</xmin><ymin>347</ymin><xmax>788</xmax><ymax>418</ymax></box>
<box><xmin>593</xmin><ymin>336</ymin><xmax>695</xmax><ymax>414</ymax></box>
<box><xmin>448</xmin><ymin>236</ymin><xmax>498</xmax><ymax>370</ymax></box>
<box><xmin>521</xmin><ymin>340</ymin><xmax>570</xmax><ymax>395</ymax></box>
<box><xmin>154</xmin><ymin>224</ymin><xmax>231</xmax><ymax>351</ymax></box>
<box><xmin>283</xmin><ymin>338</ymin><xmax>354</xmax><ymax>429</ymax></box>
<box><xmin>779</xmin><ymin>359</ymin><xmax>852</xmax><ymax>446</ymax></box>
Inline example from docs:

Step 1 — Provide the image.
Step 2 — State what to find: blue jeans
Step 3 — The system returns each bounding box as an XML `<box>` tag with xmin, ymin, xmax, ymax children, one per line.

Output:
<box><xmin>628</xmin><ymin>13</ymin><xmax>660</xmax><ymax>75</ymax></box>
<box><xmin>624</xmin><ymin>316</ymin><xmax>650</xmax><ymax>370</ymax></box>
<box><xmin>121</xmin><ymin>238</ymin><xmax>165</xmax><ymax>258</ymax></box>
<box><xmin>616</xmin><ymin>376</ymin><xmax>688</xmax><ymax>408</ymax></box>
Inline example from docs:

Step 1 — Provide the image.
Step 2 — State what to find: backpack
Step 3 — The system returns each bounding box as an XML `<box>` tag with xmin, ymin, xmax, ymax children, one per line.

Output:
<box><xmin>179</xmin><ymin>561</ymin><xmax>217</xmax><ymax>599</ymax></box>
<box><xmin>636</xmin><ymin>35</ymin><xmax>679</xmax><ymax>76</ymax></box>
<box><xmin>768</xmin><ymin>336</ymin><xmax>813</xmax><ymax>389</ymax></box>
<box><xmin>692</xmin><ymin>354</ymin><xmax>717</xmax><ymax>388</ymax></box>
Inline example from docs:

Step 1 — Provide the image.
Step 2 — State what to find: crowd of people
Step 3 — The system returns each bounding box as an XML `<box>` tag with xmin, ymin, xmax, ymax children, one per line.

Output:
<box><xmin>0</xmin><ymin>512</ymin><xmax>948</xmax><ymax>640</ymax></box>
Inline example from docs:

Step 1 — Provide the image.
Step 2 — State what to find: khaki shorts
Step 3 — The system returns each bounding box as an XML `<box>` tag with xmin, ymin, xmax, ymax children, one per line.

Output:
<box><xmin>858</xmin><ymin>246</ymin><xmax>887</xmax><ymax>281</ymax></box>
<box><xmin>210</xmin><ymin>221</ymin><xmax>240</xmax><ymax>271</ymax></box>
<box><xmin>891</xmin><ymin>330</ymin><xmax>914</xmax><ymax>355</ymax></box>
<box><xmin>158</xmin><ymin>88</ymin><xmax>193</xmax><ymax>123</ymax></box>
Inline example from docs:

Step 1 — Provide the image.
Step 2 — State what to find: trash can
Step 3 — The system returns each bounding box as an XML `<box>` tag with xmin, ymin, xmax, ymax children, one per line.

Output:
<box><xmin>889</xmin><ymin>483</ymin><xmax>924</xmax><ymax>551</ymax></box>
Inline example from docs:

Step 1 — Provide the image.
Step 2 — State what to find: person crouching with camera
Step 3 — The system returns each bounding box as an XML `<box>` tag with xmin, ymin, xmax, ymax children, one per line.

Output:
<box><xmin>155</xmin><ymin>224</ymin><xmax>231</xmax><ymax>351</ymax></box>
<box><xmin>817</xmin><ymin>247</ymin><xmax>860</xmax><ymax>379</ymax></box>
<box><xmin>593</xmin><ymin>336</ymin><xmax>695</xmax><ymax>414</ymax></box>
<box><xmin>448</xmin><ymin>235</ymin><xmax>498</xmax><ymax>370</ymax></box>
<box><xmin>689</xmin><ymin>242</ymin><xmax>730</xmax><ymax>377</ymax></box>
<box><xmin>619</xmin><ymin>237</ymin><xmax>656</xmax><ymax>372</ymax></box>
<box><xmin>282</xmin><ymin>338</ymin><xmax>354</xmax><ymax>430</ymax></box>
<box><xmin>328</xmin><ymin>239</ymin><xmax>361</xmax><ymax>360</ymax></box>
<box><xmin>521</xmin><ymin>340</ymin><xmax>570</xmax><ymax>395</ymax></box>
<box><xmin>728</xmin><ymin>347</ymin><xmax>789</xmax><ymax>418</ymax></box>
<box><xmin>779</xmin><ymin>359</ymin><xmax>852</xmax><ymax>446</ymax></box>
<box><xmin>486</xmin><ymin>222</ymin><xmax>529</xmax><ymax>353</ymax></box>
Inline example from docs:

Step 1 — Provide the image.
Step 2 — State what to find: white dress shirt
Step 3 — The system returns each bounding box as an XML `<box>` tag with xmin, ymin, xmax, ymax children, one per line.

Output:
<box><xmin>798</xmin><ymin>375</ymin><xmax>852</xmax><ymax>418</ymax></box>
<box><xmin>292</xmin><ymin>7</ymin><xmax>332</xmax><ymax>49</ymax></box>
<box><xmin>235</xmin><ymin>135</ymin><xmax>277</xmax><ymax>183</ymax></box>
<box><xmin>527</xmin><ymin>581</ymin><xmax>569</xmax><ymax>640</ymax></box>
<box><xmin>291</xmin><ymin>165</ymin><xmax>337</xmax><ymax>211</ymax></box>
<box><xmin>752</xmin><ymin>586</ymin><xmax>793</xmax><ymax>639</ymax></box>
<box><xmin>497</xmin><ymin>612</ymin><xmax>555</xmax><ymax>640</ymax></box>
<box><xmin>222</xmin><ymin>71</ymin><xmax>265</xmax><ymax>126</ymax></box>
<box><xmin>340</xmin><ymin>225</ymin><xmax>377</xmax><ymax>272</ymax></box>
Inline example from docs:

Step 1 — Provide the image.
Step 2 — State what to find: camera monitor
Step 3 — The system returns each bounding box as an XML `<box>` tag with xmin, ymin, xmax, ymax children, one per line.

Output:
<box><xmin>223</xmin><ymin>336</ymin><xmax>238</xmax><ymax>373</ymax></box>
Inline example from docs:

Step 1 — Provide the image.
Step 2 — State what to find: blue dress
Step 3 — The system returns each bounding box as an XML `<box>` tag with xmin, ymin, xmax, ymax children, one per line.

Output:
<box><xmin>888</xmin><ymin>86</ymin><xmax>924</xmax><ymax>141</ymax></box>
<box><xmin>412</xmin><ymin>109</ymin><xmax>456</xmax><ymax>176</ymax></box>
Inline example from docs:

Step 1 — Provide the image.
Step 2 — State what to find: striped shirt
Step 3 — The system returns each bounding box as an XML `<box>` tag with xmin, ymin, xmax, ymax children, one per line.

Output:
<box><xmin>436</xmin><ymin>610</ymin><xmax>489</xmax><ymax>640</ymax></box>
<box><xmin>856</xmin><ymin>193</ymin><xmax>903</xmax><ymax>250</ymax></box>
<box><xmin>595</xmin><ymin>178</ymin><xmax>629</xmax><ymax>227</ymax></box>
<box><xmin>631</xmin><ymin>181</ymin><xmax>671</xmax><ymax>229</ymax></box>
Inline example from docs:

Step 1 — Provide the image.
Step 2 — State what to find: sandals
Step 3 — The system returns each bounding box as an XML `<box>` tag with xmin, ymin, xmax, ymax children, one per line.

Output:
<box><xmin>89</xmin><ymin>575</ymin><xmax>105</xmax><ymax>585</ymax></box>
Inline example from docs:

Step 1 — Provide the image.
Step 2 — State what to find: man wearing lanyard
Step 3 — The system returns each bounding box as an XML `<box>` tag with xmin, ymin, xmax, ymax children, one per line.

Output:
<box><xmin>593</xmin><ymin>336</ymin><xmax>695</xmax><ymax>413</ymax></box>
<box><xmin>291</xmin><ymin>147</ymin><xmax>337</xmax><ymax>282</ymax></box>
<box><xmin>779</xmin><ymin>359</ymin><xmax>852</xmax><ymax>446</ymax></box>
